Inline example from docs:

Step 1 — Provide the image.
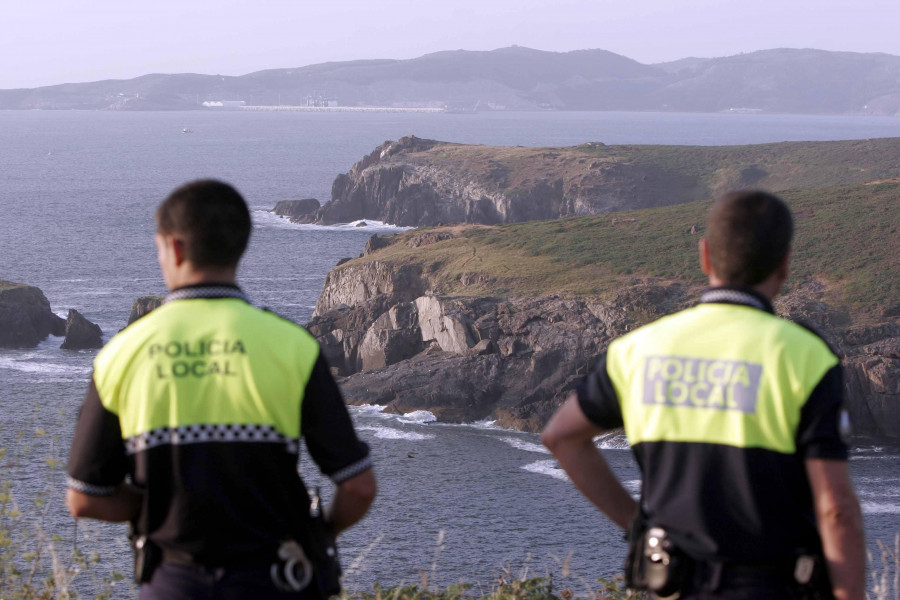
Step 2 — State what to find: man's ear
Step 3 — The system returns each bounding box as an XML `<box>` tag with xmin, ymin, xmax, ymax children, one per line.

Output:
<box><xmin>699</xmin><ymin>238</ymin><xmax>711</xmax><ymax>276</ymax></box>
<box><xmin>171</xmin><ymin>237</ymin><xmax>187</xmax><ymax>266</ymax></box>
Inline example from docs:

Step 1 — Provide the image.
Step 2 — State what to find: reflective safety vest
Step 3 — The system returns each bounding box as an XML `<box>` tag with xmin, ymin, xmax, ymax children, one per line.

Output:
<box><xmin>67</xmin><ymin>285</ymin><xmax>371</xmax><ymax>566</ymax></box>
<box><xmin>607</xmin><ymin>301</ymin><xmax>838</xmax><ymax>454</ymax></box>
<box><xmin>576</xmin><ymin>289</ymin><xmax>848</xmax><ymax>561</ymax></box>
<box><xmin>94</xmin><ymin>295</ymin><xmax>319</xmax><ymax>452</ymax></box>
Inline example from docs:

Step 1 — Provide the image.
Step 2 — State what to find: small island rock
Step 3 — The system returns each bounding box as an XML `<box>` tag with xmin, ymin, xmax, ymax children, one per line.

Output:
<box><xmin>61</xmin><ymin>309</ymin><xmax>103</xmax><ymax>350</ymax></box>
<box><xmin>271</xmin><ymin>199</ymin><xmax>321</xmax><ymax>220</ymax></box>
<box><xmin>0</xmin><ymin>281</ymin><xmax>66</xmax><ymax>348</ymax></box>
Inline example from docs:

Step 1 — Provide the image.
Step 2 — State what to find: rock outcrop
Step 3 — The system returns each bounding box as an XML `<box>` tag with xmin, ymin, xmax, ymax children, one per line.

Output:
<box><xmin>0</xmin><ymin>281</ymin><xmax>65</xmax><ymax>348</ymax></box>
<box><xmin>307</xmin><ymin>259</ymin><xmax>900</xmax><ymax>436</ymax></box>
<box><xmin>271</xmin><ymin>199</ymin><xmax>321</xmax><ymax>220</ymax></box>
<box><xmin>127</xmin><ymin>296</ymin><xmax>164</xmax><ymax>325</ymax></box>
<box><xmin>60</xmin><ymin>309</ymin><xmax>103</xmax><ymax>350</ymax></box>
<box><xmin>296</xmin><ymin>136</ymin><xmax>900</xmax><ymax>227</ymax></box>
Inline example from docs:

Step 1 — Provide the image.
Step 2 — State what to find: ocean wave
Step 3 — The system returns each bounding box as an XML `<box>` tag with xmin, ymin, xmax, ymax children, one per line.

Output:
<box><xmin>623</xmin><ymin>479</ymin><xmax>642</xmax><ymax>495</ymax></box>
<box><xmin>398</xmin><ymin>410</ymin><xmax>437</xmax><ymax>424</ymax></box>
<box><xmin>356</xmin><ymin>424</ymin><xmax>434</xmax><ymax>441</ymax></box>
<box><xmin>350</xmin><ymin>404</ymin><xmax>392</xmax><ymax>417</ymax></box>
<box><xmin>521</xmin><ymin>459</ymin><xmax>568</xmax><ymax>481</ymax></box>
<box><xmin>861</xmin><ymin>502</ymin><xmax>900</xmax><ymax>514</ymax></box>
<box><xmin>469</xmin><ymin>419</ymin><xmax>502</xmax><ymax>430</ymax></box>
<box><xmin>252</xmin><ymin>210</ymin><xmax>411</xmax><ymax>232</ymax></box>
<box><xmin>596</xmin><ymin>432</ymin><xmax>630</xmax><ymax>450</ymax></box>
<box><xmin>0</xmin><ymin>356</ymin><xmax>91</xmax><ymax>378</ymax></box>
<box><xmin>499</xmin><ymin>437</ymin><xmax>550</xmax><ymax>455</ymax></box>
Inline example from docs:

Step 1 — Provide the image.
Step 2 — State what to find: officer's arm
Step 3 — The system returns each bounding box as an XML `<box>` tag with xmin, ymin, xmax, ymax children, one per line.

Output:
<box><xmin>328</xmin><ymin>468</ymin><xmax>377</xmax><ymax>536</ymax></box>
<box><xmin>805</xmin><ymin>458</ymin><xmax>865</xmax><ymax>600</ymax></box>
<box><xmin>541</xmin><ymin>393</ymin><xmax>636</xmax><ymax>529</ymax></box>
<box><xmin>66</xmin><ymin>483</ymin><xmax>142</xmax><ymax>522</ymax></box>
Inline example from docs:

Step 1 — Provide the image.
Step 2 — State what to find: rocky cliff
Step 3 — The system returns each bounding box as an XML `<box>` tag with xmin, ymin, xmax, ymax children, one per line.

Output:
<box><xmin>271</xmin><ymin>199</ymin><xmax>321</xmax><ymax>220</ymax></box>
<box><xmin>0</xmin><ymin>281</ymin><xmax>65</xmax><ymax>348</ymax></box>
<box><xmin>298</xmin><ymin>136</ymin><xmax>900</xmax><ymax>227</ymax></box>
<box><xmin>60</xmin><ymin>309</ymin><xmax>103</xmax><ymax>350</ymax></box>
<box><xmin>127</xmin><ymin>296</ymin><xmax>163</xmax><ymax>325</ymax></box>
<box><xmin>306</xmin><ymin>190</ymin><xmax>900</xmax><ymax>436</ymax></box>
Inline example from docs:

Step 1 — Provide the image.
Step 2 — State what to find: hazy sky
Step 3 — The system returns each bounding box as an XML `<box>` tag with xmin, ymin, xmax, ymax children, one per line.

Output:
<box><xmin>3</xmin><ymin>0</ymin><xmax>898</xmax><ymax>89</ymax></box>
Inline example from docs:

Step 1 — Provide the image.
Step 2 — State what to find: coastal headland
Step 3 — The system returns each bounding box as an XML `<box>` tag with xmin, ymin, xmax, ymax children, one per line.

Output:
<box><xmin>301</xmin><ymin>138</ymin><xmax>900</xmax><ymax>436</ymax></box>
<box><xmin>287</xmin><ymin>136</ymin><xmax>900</xmax><ymax>227</ymax></box>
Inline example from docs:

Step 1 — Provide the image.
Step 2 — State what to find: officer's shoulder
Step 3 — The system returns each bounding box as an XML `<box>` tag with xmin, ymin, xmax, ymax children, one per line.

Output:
<box><xmin>95</xmin><ymin>303</ymin><xmax>172</xmax><ymax>371</ymax></box>
<box><xmin>777</xmin><ymin>316</ymin><xmax>840</xmax><ymax>357</ymax></box>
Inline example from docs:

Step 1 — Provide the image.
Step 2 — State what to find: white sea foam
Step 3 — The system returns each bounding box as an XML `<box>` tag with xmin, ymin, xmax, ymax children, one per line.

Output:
<box><xmin>521</xmin><ymin>459</ymin><xmax>569</xmax><ymax>481</ymax></box>
<box><xmin>252</xmin><ymin>210</ymin><xmax>411</xmax><ymax>232</ymax></box>
<box><xmin>356</xmin><ymin>424</ymin><xmax>434</xmax><ymax>441</ymax></box>
<box><xmin>499</xmin><ymin>437</ymin><xmax>550</xmax><ymax>455</ymax></box>
<box><xmin>0</xmin><ymin>356</ymin><xmax>91</xmax><ymax>378</ymax></box>
<box><xmin>861</xmin><ymin>502</ymin><xmax>900</xmax><ymax>514</ymax></box>
<box><xmin>398</xmin><ymin>410</ymin><xmax>437</xmax><ymax>424</ymax></box>
<box><xmin>469</xmin><ymin>419</ymin><xmax>502</xmax><ymax>430</ymax></box>
<box><xmin>623</xmin><ymin>479</ymin><xmax>642</xmax><ymax>496</ymax></box>
<box><xmin>350</xmin><ymin>404</ymin><xmax>389</xmax><ymax>415</ymax></box>
<box><xmin>596</xmin><ymin>432</ymin><xmax>630</xmax><ymax>450</ymax></box>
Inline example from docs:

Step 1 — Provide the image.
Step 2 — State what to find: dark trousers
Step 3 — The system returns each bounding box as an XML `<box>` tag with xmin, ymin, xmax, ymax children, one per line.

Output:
<box><xmin>650</xmin><ymin>567</ymin><xmax>821</xmax><ymax>600</ymax></box>
<box><xmin>140</xmin><ymin>562</ymin><xmax>323</xmax><ymax>600</ymax></box>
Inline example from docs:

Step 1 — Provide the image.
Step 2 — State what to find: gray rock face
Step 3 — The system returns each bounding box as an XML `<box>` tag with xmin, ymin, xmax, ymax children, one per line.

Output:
<box><xmin>307</xmin><ymin>257</ymin><xmax>694</xmax><ymax>431</ymax></box>
<box><xmin>127</xmin><ymin>296</ymin><xmax>163</xmax><ymax>325</ymax></box>
<box><xmin>61</xmin><ymin>309</ymin><xmax>103</xmax><ymax>350</ymax></box>
<box><xmin>302</xmin><ymin>136</ymin><xmax>900</xmax><ymax>227</ymax></box>
<box><xmin>358</xmin><ymin>303</ymin><xmax>424</xmax><ymax>371</ymax></box>
<box><xmin>843</xmin><ymin>337</ymin><xmax>900</xmax><ymax>436</ymax></box>
<box><xmin>0</xmin><ymin>282</ymin><xmax>65</xmax><ymax>348</ymax></box>
<box><xmin>271</xmin><ymin>198</ymin><xmax>321</xmax><ymax>220</ymax></box>
<box><xmin>307</xmin><ymin>259</ymin><xmax>900</xmax><ymax>435</ymax></box>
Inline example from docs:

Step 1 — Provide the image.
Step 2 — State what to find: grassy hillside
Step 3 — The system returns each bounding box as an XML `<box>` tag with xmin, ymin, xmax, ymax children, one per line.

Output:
<box><xmin>354</xmin><ymin>180</ymin><xmax>900</xmax><ymax>319</ymax></box>
<box><xmin>406</xmin><ymin>138</ymin><xmax>900</xmax><ymax>207</ymax></box>
<box><xmin>0</xmin><ymin>280</ymin><xmax>28</xmax><ymax>292</ymax></box>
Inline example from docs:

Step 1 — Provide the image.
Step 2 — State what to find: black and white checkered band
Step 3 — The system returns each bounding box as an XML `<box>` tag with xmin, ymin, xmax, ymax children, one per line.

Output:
<box><xmin>163</xmin><ymin>286</ymin><xmax>250</xmax><ymax>304</ymax></box>
<box><xmin>124</xmin><ymin>424</ymin><xmax>300</xmax><ymax>455</ymax></box>
<box><xmin>330</xmin><ymin>456</ymin><xmax>373</xmax><ymax>484</ymax></box>
<box><xmin>67</xmin><ymin>476</ymin><xmax>116</xmax><ymax>497</ymax></box>
<box><xmin>700</xmin><ymin>289</ymin><xmax>769</xmax><ymax>312</ymax></box>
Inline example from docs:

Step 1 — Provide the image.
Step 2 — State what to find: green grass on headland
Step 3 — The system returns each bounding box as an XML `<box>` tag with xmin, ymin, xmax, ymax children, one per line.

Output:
<box><xmin>353</xmin><ymin>181</ymin><xmax>899</xmax><ymax>319</ymax></box>
<box><xmin>402</xmin><ymin>138</ymin><xmax>900</xmax><ymax>212</ymax></box>
<box><xmin>0</xmin><ymin>280</ymin><xmax>29</xmax><ymax>292</ymax></box>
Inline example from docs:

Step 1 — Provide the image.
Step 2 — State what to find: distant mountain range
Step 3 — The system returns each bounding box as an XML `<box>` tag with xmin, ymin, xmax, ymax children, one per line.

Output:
<box><xmin>2</xmin><ymin>46</ymin><xmax>898</xmax><ymax>115</ymax></box>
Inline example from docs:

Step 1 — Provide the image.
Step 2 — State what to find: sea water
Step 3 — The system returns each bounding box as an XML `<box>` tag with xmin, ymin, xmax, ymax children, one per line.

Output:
<box><xmin>1</xmin><ymin>110</ymin><xmax>898</xmax><ymax>596</ymax></box>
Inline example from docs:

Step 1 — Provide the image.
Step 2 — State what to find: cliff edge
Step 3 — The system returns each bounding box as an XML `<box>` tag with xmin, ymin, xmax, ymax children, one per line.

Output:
<box><xmin>297</xmin><ymin>136</ymin><xmax>900</xmax><ymax>227</ymax></box>
<box><xmin>306</xmin><ymin>180</ymin><xmax>900</xmax><ymax>436</ymax></box>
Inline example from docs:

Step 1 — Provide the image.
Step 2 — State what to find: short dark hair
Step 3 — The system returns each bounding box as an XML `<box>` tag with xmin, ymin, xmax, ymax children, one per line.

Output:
<box><xmin>155</xmin><ymin>180</ymin><xmax>251</xmax><ymax>268</ymax></box>
<box><xmin>706</xmin><ymin>190</ymin><xmax>793</xmax><ymax>286</ymax></box>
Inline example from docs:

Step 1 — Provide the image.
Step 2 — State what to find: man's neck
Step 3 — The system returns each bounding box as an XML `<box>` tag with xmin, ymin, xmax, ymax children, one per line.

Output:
<box><xmin>166</xmin><ymin>268</ymin><xmax>237</xmax><ymax>291</ymax></box>
<box><xmin>708</xmin><ymin>275</ymin><xmax>781</xmax><ymax>302</ymax></box>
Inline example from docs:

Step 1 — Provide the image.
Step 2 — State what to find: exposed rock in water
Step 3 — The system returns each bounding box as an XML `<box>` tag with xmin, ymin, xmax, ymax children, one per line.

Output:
<box><xmin>61</xmin><ymin>309</ymin><xmax>103</xmax><ymax>350</ymax></box>
<box><xmin>307</xmin><ymin>260</ymin><xmax>900</xmax><ymax>436</ymax></box>
<box><xmin>271</xmin><ymin>198</ymin><xmax>321</xmax><ymax>220</ymax></box>
<box><xmin>0</xmin><ymin>281</ymin><xmax>66</xmax><ymax>348</ymax></box>
<box><xmin>127</xmin><ymin>296</ymin><xmax>164</xmax><ymax>325</ymax></box>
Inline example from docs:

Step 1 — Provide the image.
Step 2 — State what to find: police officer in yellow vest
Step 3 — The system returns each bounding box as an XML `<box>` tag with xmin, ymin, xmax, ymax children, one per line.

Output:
<box><xmin>542</xmin><ymin>191</ymin><xmax>864</xmax><ymax>600</ymax></box>
<box><xmin>66</xmin><ymin>180</ymin><xmax>376</xmax><ymax>599</ymax></box>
